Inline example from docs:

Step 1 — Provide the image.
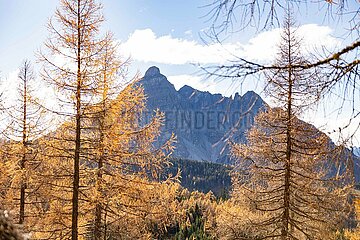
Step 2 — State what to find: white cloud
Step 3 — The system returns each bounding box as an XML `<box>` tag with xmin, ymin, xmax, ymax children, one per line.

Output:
<box><xmin>1</xmin><ymin>69</ymin><xmax>19</xmax><ymax>101</ymax></box>
<box><xmin>242</xmin><ymin>29</ymin><xmax>282</xmax><ymax>62</ymax></box>
<box><xmin>298</xmin><ymin>24</ymin><xmax>339</xmax><ymax>53</ymax></box>
<box><xmin>242</xmin><ymin>24</ymin><xmax>340</xmax><ymax>62</ymax></box>
<box><xmin>119</xmin><ymin>25</ymin><xmax>339</xmax><ymax>65</ymax></box>
<box><xmin>119</xmin><ymin>29</ymin><xmax>241</xmax><ymax>65</ymax></box>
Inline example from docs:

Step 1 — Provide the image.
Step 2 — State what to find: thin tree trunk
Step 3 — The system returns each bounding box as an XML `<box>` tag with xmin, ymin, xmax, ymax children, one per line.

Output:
<box><xmin>103</xmin><ymin>205</ymin><xmax>108</xmax><ymax>240</ymax></box>
<box><xmin>71</xmin><ymin>1</ymin><xmax>81</xmax><ymax>238</ymax></box>
<box><xmin>282</xmin><ymin>36</ymin><xmax>293</xmax><ymax>239</ymax></box>
<box><xmin>19</xmin><ymin>64</ymin><xmax>27</xmax><ymax>225</ymax></box>
<box><xmin>95</xmin><ymin>132</ymin><xmax>104</xmax><ymax>239</ymax></box>
<box><xmin>95</xmin><ymin>62</ymin><xmax>108</xmax><ymax>240</ymax></box>
<box><xmin>94</xmin><ymin>154</ymin><xmax>103</xmax><ymax>239</ymax></box>
<box><xmin>282</xmin><ymin>149</ymin><xmax>291</xmax><ymax>239</ymax></box>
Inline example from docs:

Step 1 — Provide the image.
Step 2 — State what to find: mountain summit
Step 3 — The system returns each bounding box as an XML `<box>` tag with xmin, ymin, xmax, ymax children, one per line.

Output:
<box><xmin>139</xmin><ymin>67</ymin><xmax>360</xmax><ymax>182</ymax></box>
<box><xmin>144</xmin><ymin>66</ymin><xmax>161</xmax><ymax>77</ymax></box>
<box><xmin>139</xmin><ymin>66</ymin><xmax>265</xmax><ymax>163</ymax></box>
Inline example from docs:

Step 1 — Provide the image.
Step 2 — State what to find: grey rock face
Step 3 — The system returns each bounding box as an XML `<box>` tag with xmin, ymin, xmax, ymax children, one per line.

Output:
<box><xmin>138</xmin><ymin>67</ymin><xmax>360</xmax><ymax>183</ymax></box>
<box><xmin>139</xmin><ymin>66</ymin><xmax>265</xmax><ymax>163</ymax></box>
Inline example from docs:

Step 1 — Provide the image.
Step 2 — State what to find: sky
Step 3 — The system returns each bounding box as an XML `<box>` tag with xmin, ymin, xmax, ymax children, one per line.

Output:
<box><xmin>0</xmin><ymin>0</ymin><xmax>359</xmax><ymax>145</ymax></box>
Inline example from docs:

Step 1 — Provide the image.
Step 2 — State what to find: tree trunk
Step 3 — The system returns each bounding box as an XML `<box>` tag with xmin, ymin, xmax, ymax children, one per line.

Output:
<box><xmin>282</xmin><ymin>40</ymin><xmax>293</xmax><ymax>239</ymax></box>
<box><xmin>19</xmin><ymin>64</ymin><xmax>28</xmax><ymax>225</ymax></box>
<box><xmin>95</xmin><ymin>66</ymin><xmax>108</xmax><ymax>240</ymax></box>
<box><xmin>71</xmin><ymin>1</ymin><xmax>81</xmax><ymax>239</ymax></box>
<box><xmin>94</xmin><ymin>156</ymin><xmax>103</xmax><ymax>240</ymax></box>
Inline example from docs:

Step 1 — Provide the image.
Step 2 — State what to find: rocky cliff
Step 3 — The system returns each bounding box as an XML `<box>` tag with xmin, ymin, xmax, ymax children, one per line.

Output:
<box><xmin>139</xmin><ymin>66</ymin><xmax>265</xmax><ymax>163</ymax></box>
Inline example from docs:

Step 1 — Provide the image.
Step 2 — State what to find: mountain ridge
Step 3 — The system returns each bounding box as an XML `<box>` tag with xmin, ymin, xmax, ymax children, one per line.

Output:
<box><xmin>139</xmin><ymin>66</ymin><xmax>265</xmax><ymax>163</ymax></box>
<box><xmin>139</xmin><ymin>66</ymin><xmax>360</xmax><ymax>183</ymax></box>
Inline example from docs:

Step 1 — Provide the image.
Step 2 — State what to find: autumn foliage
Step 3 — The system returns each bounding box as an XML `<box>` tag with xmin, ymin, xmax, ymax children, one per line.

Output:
<box><xmin>0</xmin><ymin>1</ymin><xmax>358</xmax><ymax>240</ymax></box>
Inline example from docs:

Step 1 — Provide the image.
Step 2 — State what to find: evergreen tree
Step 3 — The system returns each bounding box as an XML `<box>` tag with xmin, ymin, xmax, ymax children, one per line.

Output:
<box><xmin>175</xmin><ymin>203</ymin><xmax>212</xmax><ymax>240</ymax></box>
<box><xmin>0</xmin><ymin>210</ymin><xmax>24</xmax><ymax>240</ymax></box>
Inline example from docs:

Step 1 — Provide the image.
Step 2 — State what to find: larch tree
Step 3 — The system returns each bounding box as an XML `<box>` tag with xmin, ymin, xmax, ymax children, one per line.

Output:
<box><xmin>38</xmin><ymin>0</ymin><xmax>106</xmax><ymax>238</ymax></box>
<box><xmin>230</xmin><ymin>13</ymin><xmax>353</xmax><ymax>240</ymax></box>
<box><xmin>90</xmin><ymin>32</ymin><xmax>119</xmax><ymax>240</ymax></box>
<box><xmin>1</xmin><ymin>60</ymin><xmax>48</xmax><ymax>230</ymax></box>
<box><xmin>80</xmin><ymin>32</ymin><xmax>176</xmax><ymax>239</ymax></box>
<box><xmin>0</xmin><ymin>210</ymin><xmax>24</xmax><ymax>240</ymax></box>
<box><xmin>345</xmin><ymin>196</ymin><xmax>360</xmax><ymax>239</ymax></box>
<box><xmin>83</xmin><ymin>64</ymin><xmax>177</xmax><ymax>238</ymax></box>
<box><xmin>203</xmin><ymin>0</ymin><xmax>360</xmax><ymax>144</ymax></box>
<box><xmin>37</xmin><ymin>1</ymin><xmax>177</xmax><ymax>239</ymax></box>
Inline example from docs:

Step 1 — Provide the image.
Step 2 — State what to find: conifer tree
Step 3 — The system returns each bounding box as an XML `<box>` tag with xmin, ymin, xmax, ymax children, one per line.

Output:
<box><xmin>80</xmin><ymin>32</ymin><xmax>176</xmax><ymax>239</ymax></box>
<box><xmin>231</xmin><ymin>12</ymin><xmax>353</xmax><ymax>240</ymax></box>
<box><xmin>84</xmin><ymin>78</ymin><xmax>177</xmax><ymax>239</ymax></box>
<box><xmin>37</xmin><ymin>1</ymin><xmax>177</xmax><ymax>238</ymax></box>
<box><xmin>38</xmin><ymin>0</ymin><xmax>106</xmax><ymax>238</ymax></box>
<box><xmin>0</xmin><ymin>210</ymin><xmax>24</xmax><ymax>240</ymax></box>
<box><xmin>205</xmin><ymin>0</ymin><xmax>360</xmax><ymax>144</ymax></box>
<box><xmin>1</xmin><ymin>60</ymin><xmax>48</xmax><ymax>230</ymax></box>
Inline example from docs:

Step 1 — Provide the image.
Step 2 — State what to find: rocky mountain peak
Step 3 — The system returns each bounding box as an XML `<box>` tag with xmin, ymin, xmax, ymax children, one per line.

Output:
<box><xmin>144</xmin><ymin>66</ymin><xmax>161</xmax><ymax>77</ymax></box>
<box><xmin>139</xmin><ymin>67</ymin><xmax>180</xmax><ymax>110</ymax></box>
<box><xmin>139</xmin><ymin>66</ymin><xmax>359</xmax><ymax>180</ymax></box>
<box><xmin>140</xmin><ymin>66</ymin><xmax>266</xmax><ymax>163</ymax></box>
<box><xmin>242</xmin><ymin>90</ymin><xmax>257</xmax><ymax>98</ymax></box>
<box><xmin>178</xmin><ymin>85</ymin><xmax>196</xmax><ymax>98</ymax></box>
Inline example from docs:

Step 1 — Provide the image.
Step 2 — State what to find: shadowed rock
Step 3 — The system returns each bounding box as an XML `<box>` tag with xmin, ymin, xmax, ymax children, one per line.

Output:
<box><xmin>139</xmin><ymin>66</ymin><xmax>265</xmax><ymax>163</ymax></box>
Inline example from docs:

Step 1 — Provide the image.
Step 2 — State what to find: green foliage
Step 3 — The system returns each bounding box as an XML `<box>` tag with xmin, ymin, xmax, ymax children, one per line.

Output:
<box><xmin>166</xmin><ymin>158</ymin><xmax>232</xmax><ymax>198</ymax></box>
<box><xmin>174</xmin><ymin>203</ymin><xmax>212</xmax><ymax>240</ymax></box>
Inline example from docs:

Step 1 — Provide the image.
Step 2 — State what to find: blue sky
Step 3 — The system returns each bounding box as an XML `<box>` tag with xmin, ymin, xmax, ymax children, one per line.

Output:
<box><xmin>0</xmin><ymin>0</ymin><xmax>209</xmax><ymax>75</ymax></box>
<box><xmin>0</xmin><ymin>0</ymin><xmax>359</xmax><ymax>145</ymax></box>
<box><xmin>0</xmin><ymin>0</ymin><xmax>354</xmax><ymax>75</ymax></box>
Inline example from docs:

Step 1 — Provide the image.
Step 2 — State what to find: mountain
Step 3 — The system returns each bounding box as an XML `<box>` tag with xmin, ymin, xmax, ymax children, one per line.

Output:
<box><xmin>139</xmin><ymin>66</ymin><xmax>360</xmax><ymax>184</ymax></box>
<box><xmin>139</xmin><ymin>66</ymin><xmax>265</xmax><ymax>164</ymax></box>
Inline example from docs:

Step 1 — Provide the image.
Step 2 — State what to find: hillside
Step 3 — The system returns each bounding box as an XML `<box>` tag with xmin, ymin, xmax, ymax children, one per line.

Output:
<box><xmin>166</xmin><ymin>158</ymin><xmax>232</xmax><ymax>198</ymax></box>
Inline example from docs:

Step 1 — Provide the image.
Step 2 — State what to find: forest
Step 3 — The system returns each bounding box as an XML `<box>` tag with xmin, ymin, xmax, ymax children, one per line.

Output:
<box><xmin>166</xmin><ymin>158</ymin><xmax>232</xmax><ymax>198</ymax></box>
<box><xmin>1</xmin><ymin>0</ymin><xmax>360</xmax><ymax>239</ymax></box>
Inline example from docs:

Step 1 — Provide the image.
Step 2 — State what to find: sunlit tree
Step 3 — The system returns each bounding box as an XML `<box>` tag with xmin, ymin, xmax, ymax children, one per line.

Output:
<box><xmin>1</xmin><ymin>60</ymin><xmax>49</xmax><ymax>231</ymax></box>
<box><xmin>230</xmin><ymin>13</ymin><xmax>353</xmax><ymax>240</ymax></box>
<box><xmin>37</xmin><ymin>1</ymin><xmax>177</xmax><ymax>239</ymax></box>
<box><xmin>37</xmin><ymin>0</ymin><xmax>109</xmax><ymax>238</ymax></box>
<box><xmin>83</xmin><ymin>46</ymin><xmax>176</xmax><ymax>237</ymax></box>
<box><xmin>0</xmin><ymin>210</ymin><xmax>24</xmax><ymax>240</ymax></box>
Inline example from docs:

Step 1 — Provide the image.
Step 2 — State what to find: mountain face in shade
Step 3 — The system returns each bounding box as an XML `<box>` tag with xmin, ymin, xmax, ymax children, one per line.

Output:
<box><xmin>139</xmin><ymin>66</ymin><xmax>265</xmax><ymax>163</ymax></box>
<box><xmin>138</xmin><ymin>66</ymin><xmax>360</xmax><ymax>183</ymax></box>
